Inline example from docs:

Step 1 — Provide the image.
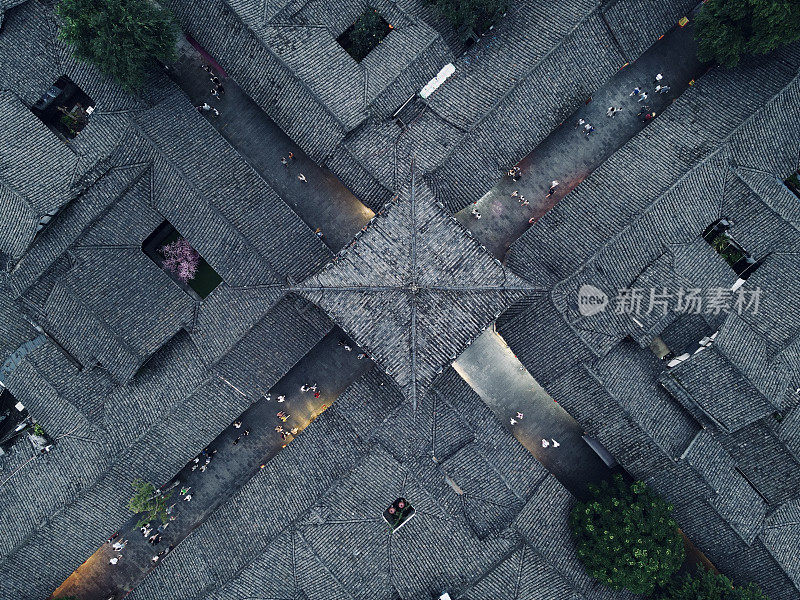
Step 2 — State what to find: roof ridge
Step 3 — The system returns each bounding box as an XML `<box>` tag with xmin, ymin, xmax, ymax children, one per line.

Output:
<box><xmin>217</xmin><ymin>0</ymin><xmax>351</xmax><ymax>131</ymax></box>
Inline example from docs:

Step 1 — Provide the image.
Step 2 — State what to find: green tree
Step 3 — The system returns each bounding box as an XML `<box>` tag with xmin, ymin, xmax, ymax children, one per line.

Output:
<box><xmin>694</xmin><ymin>0</ymin><xmax>800</xmax><ymax>68</ymax></box>
<box><xmin>663</xmin><ymin>567</ymin><xmax>770</xmax><ymax>600</ymax></box>
<box><xmin>425</xmin><ymin>0</ymin><xmax>509</xmax><ymax>39</ymax></box>
<box><xmin>56</xmin><ymin>0</ymin><xmax>178</xmax><ymax>91</ymax></box>
<box><xmin>127</xmin><ymin>479</ymin><xmax>171</xmax><ymax>527</ymax></box>
<box><xmin>570</xmin><ymin>474</ymin><xmax>685</xmax><ymax>595</ymax></box>
<box><xmin>339</xmin><ymin>10</ymin><xmax>391</xmax><ymax>62</ymax></box>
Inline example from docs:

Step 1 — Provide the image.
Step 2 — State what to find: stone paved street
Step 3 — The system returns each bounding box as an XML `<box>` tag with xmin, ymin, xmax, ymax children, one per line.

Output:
<box><xmin>167</xmin><ymin>39</ymin><xmax>375</xmax><ymax>253</ymax></box>
<box><xmin>49</xmin><ymin>329</ymin><xmax>373</xmax><ymax>600</ymax></box>
<box><xmin>456</xmin><ymin>16</ymin><xmax>709</xmax><ymax>258</ymax></box>
<box><xmin>453</xmin><ymin>328</ymin><xmax>613</xmax><ymax>500</ymax></box>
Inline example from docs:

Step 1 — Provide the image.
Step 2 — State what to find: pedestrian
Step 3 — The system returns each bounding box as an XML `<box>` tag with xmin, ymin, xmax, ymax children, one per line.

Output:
<box><xmin>196</xmin><ymin>103</ymin><xmax>219</xmax><ymax>116</ymax></box>
<box><xmin>574</xmin><ymin>117</ymin><xmax>585</xmax><ymax>129</ymax></box>
<box><xmin>298</xmin><ymin>173</ymin><xmax>307</xmax><ymax>183</ymax></box>
<box><xmin>517</xmin><ymin>194</ymin><xmax>525</xmax><ymax>204</ymax></box>
<box><xmin>280</xmin><ymin>157</ymin><xmax>288</xmax><ymax>166</ymax></box>
<box><xmin>638</xmin><ymin>91</ymin><xmax>649</xmax><ymax>102</ymax></box>
<box><xmin>201</xmin><ymin>64</ymin><xmax>213</xmax><ymax>73</ymax></box>
<box><xmin>547</xmin><ymin>180</ymin><xmax>559</xmax><ymax>197</ymax></box>
<box><xmin>243</xmin><ymin>429</ymin><xmax>250</xmax><ymax>436</ymax></box>
<box><xmin>656</xmin><ymin>84</ymin><xmax>670</xmax><ymax>94</ymax></box>
<box><xmin>654</xmin><ymin>73</ymin><xmax>663</xmax><ymax>84</ymax></box>
<box><xmin>210</xmin><ymin>88</ymin><xmax>220</xmax><ymax>98</ymax></box>
<box><xmin>583</xmin><ymin>123</ymin><xmax>594</xmax><ymax>137</ymax></box>
<box><xmin>641</xmin><ymin>111</ymin><xmax>655</xmax><ymax>123</ymax></box>
<box><xmin>288</xmin><ymin>152</ymin><xmax>295</xmax><ymax>160</ymax></box>
<box><xmin>629</xmin><ymin>87</ymin><xmax>641</xmax><ymax>97</ymax></box>
<box><xmin>471</xmin><ymin>207</ymin><xmax>481</xmax><ymax>219</ymax></box>
<box><xmin>277</xmin><ymin>395</ymin><xmax>286</xmax><ymax>403</ymax></box>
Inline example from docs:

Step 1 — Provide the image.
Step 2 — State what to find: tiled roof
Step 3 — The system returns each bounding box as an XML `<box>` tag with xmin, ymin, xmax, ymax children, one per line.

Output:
<box><xmin>299</xmin><ymin>172</ymin><xmax>535</xmax><ymax>403</ymax></box>
<box><xmin>761</xmin><ymin>498</ymin><xmax>800</xmax><ymax>590</ymax></box>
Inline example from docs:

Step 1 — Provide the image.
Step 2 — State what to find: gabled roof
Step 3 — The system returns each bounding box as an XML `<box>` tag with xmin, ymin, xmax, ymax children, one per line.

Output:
<box><xmin>682</xmin><ymin>429</ymin><xmax>769</xmax><ymax>544</ymax></box>
<box><xmin>736</xmin><ymin>167</ymin><xmax>800</xmax><ymax>233</ymax></box>
<box><xmin>0</xmin><ymin>92</ymin><xmax>81</xmax><ymax>258</ymax></box>
<box><xmin>162</xmin><ymin>0</ymin><xmax>452</xmax><ymax>163</ymax></box>
<box><xmin>299</xmin><ymin>170</ymin><xmax>536</xmax><ymax>404</ymax></box>
<box><xmin>761</xmin><ymin>498</ymin><xmax>800</xmax><ymax>589</ymax></box>
<box><xmin>660</xmin><ymin>315</ymin><xmax>791</xmax><ymax>434</ymax></box>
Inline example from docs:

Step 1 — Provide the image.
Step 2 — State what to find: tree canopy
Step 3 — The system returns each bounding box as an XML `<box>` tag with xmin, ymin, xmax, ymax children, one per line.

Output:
<box><xmin>56</xmin><ymin>0</ymin><xmax>178</xmax><ymax>91</ymax></box>
<box><xmin>570</xmin><ymin>474</ymin><xmax>685</xmax><ymax>595</ymax></box>
<box><xmin>663</xmin><ymin>567</ymin><xmax>770</xmax><ymax>600</ymax></box>
<box><xmin>127</xmin><ymin>479</ymin><xmax>171</xmax><ymax>526</ymax></box>
<box><xmin>694</xmin><ymin>0</ymin><xmax>800</xmax><ymax>68</ymax></box>
<box><xmin>425</xmin><ymin>0</ymin><xmax>509</xmax><ymax>40</ymax></box>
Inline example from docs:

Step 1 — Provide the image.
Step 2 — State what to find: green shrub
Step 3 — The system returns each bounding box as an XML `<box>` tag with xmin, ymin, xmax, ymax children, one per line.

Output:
<box><xmin>337</xmin><ymin>10</ymin><xmax>391</xmax><ymax>62</ymax></box>
<box><xmin>127</xmin><ymin>479</ymin><xmax>171</xmax><ymax>526</ymax></box>
<box><xmin>662</xmin><ymin>566</ymin><xmax>770</xmax><ymax>600</ymax></box>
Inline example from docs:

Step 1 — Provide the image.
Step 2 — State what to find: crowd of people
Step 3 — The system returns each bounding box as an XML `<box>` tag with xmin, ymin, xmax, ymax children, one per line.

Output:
<box><xmin>470</xmin><ymin>72</ymin><xmax>672</xmax><ymax>225</ymax></box>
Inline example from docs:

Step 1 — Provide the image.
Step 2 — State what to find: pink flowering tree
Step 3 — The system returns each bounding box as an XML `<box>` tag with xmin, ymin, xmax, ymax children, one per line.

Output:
<box><xmin>160</xmin><ymin>237</ymin><xmax>199</xmax><ymax>283</ymax></box>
